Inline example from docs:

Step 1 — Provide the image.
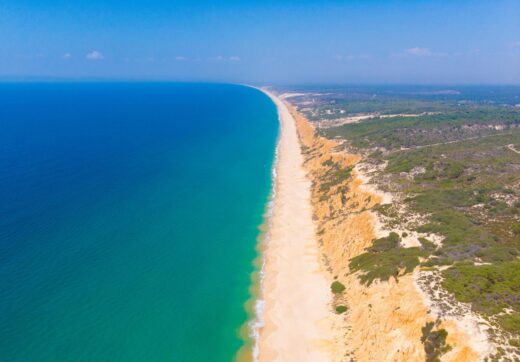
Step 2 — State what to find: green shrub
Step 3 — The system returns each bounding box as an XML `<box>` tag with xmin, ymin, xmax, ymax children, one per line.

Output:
<box><xmin>416</xmin><ymin>208</ymin><xmax>503</xmax><ymax>261</ymax></box>
<box><xmin>475</xmin><ymin>246</ymin><xmax>517</xmax><ymax>263</ymax></box>
<box><xmin>419</xmin><ymin>237</ymin><xmax>437</xmax><ymax>252</ymax></box>
<box><xmin>335</xmin><ymin>305</ymin><xmax>348</xmax><ymax>314</ymax></box>
<box><xmin>331</xmin><ymin>281</ymin><xmax>346</xmax><ymax>294</ymax></box>
<box><xmin>445</xmin><ymin>162</ymin><xmax>464</xmax><ymax>179</ymax></box>
<box><xmin>421</xmin><ymin>322</ymin><xmax>451</xmax><ymax>362</ymax></box>
<box><xmin>421</xmin><ymin>257</ymin><xmax>453</xmax><ymax>267</ymax></box>
<box><xmin>498</xmin><ymin>312</ymin><xmax>520</xmax><ymax>334</ymax></box>
<box><xmin>442</xmin><ymin>261</ymin><xmax>520</xmax><ymax>316</ymax></box>
<box><xmin>322</xmin><ymin>158</ymin><xmax>335</xmax><ymax>167</ymax></box>
<box><xmin>350</xmin><ymin>247</ymin><xmax>423</xmax><ymax>285</ymax></box>
<box><xmin>509</xmin><ymin>339</ymin><xmax>520</xmax><ymax>348</ymax></box>
<box><xmin>349</xmin><ymin>232</ymin><xmax>426</xmax><ymax>286</ymax></box>
<box><xmin>367</xmin><ymin>232</ymin><xmax>400</xmax><ymax>252</ymax></box>
<box><xmin>318</xmin><ymin>159</ymin><xmax>354</xmax><ymax>193</ymax></box>
<box><xmin>513</xmin><ymin>222</ymin><xmax>520</xmax><ymax>235</ymax></box>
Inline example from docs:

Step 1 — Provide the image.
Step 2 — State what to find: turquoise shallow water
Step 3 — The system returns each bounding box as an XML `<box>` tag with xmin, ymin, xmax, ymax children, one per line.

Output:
<box><xmin>0</xmin><ymin>83</ymin><xmax>278</xmax><ymax>361</ymax></box>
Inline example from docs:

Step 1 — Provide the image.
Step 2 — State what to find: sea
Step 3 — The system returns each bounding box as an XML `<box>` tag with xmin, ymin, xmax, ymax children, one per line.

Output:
<box><xmin>0</xmin><ymin>82</ymin><xmax>279</xmax><ymax>361</ymax></box>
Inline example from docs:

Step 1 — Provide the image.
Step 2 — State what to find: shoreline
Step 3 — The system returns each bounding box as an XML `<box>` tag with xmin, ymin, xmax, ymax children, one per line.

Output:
<box><xmin>238</xmin><ymin>87</ymin><xmax>488</xmax><ymax>361</ymax></box>
<box><xmin>254</xmin><ymin>89</ymin><xmax>333</xmax><ymax>361</ymax></box>
<box><xmin>235</xmin><ymin>87</ymin><xmax>281</xmax><ymax>362</ymax></box>
<box><xmin>249</xmin><ymin>137</ymin><xmax>280</xmax><ymax>362</ymax></box>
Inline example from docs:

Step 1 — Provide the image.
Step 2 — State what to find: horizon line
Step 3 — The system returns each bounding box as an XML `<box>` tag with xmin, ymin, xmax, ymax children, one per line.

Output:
<box><xmin>1</xmin><ymin>76</ymin><xmax>520</xmax><ymax>87</ymax></box>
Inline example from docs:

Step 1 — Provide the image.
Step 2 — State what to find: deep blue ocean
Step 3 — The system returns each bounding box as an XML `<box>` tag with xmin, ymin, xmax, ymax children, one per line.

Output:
<box><xmin>0</xmin><ymin>83</ymin><xmax>278</xmax><ymax>361</ymax></box>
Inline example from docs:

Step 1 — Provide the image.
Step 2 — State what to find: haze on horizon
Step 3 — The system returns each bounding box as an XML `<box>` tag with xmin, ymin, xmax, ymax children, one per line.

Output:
<box><xmin>1</xmin><ymin>0</ymin><xmax>519</xmax><ymax>84</ymax></box>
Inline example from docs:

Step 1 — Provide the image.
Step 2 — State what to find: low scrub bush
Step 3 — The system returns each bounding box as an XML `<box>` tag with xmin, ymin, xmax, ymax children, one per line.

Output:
<box><xmin>349</xmin><ymin>232</ymin><xmax>426</xmax><ymax>286</ymax></box>
<box><xmin>331</xmin><ymin>281</ymin><xmax>346</xmax><ymax>294</ymax></box>
<box><xmin>335</xmin><ymin>305</ymin><xmax>348</xmax><ymax>314</ymax></box>
<box><xmin>421</xmin><ymin>321</ymin><xmax>451</xmax><ymax>362</ymax></box>
<box><xmin>498</xmin><ymin>312</ymin><xmax>520</xmax><ymax>334</ymax></box>
<box><xmin>442</xmin><ymin>261</ymin><xmax>520</xmax><ymax>317</ymax></box>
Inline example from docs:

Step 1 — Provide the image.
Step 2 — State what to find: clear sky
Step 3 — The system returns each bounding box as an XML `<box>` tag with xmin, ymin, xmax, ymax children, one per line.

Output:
<box><xmin>1</xmin><ymin>0</ymin><xmax>519</xmax><ymax>84</ymax></box>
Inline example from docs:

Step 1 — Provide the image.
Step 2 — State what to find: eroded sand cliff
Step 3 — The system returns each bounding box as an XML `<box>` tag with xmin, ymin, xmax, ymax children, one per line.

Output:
<box><xmin>290</xmin><ymin>105</ymin><xmax>482</xmax><ymax>362</ymax></box>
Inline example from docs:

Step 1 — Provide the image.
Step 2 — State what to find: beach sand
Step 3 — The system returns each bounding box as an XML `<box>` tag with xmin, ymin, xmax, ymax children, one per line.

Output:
<box><xmin>257</xmin><ymin>90</ymin><xmax>333</xmax><ymax>362</ymax></box>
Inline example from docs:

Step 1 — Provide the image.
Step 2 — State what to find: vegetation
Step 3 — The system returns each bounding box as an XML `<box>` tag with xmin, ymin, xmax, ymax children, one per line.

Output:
<box><xmin>418</xmin><ymin>237</ymin><xmax>437</xmax><ymax>252</ymax></box>
<box><xmin>442</xmin><ymin>262</ymin><xmax>520</xmax><ymax>315</ymax></box>
<box><xmin>335</xmin><ymin>305</ymin><xmax>348</xmax><ymax>314</ymax></box>
<box><xmin>339</xmin><ymin>100</ymin><xmax>520</xmax><ymax>330</ymax></box>
<box><xmin>498</xmin><ymin>312</ymin><xmax>520</xmax><ymax>334</ymax></box>
<box><xmin>319</xmin><ymin>159</ymin><xmax>353</xmax><ymax>193</ymax></box>
<box><xmin>323</xmin><ymin>108</ymin><xmax>520</xmax><ymax>150</ymax></box>
<box><xmin>513</xmin><ymin>221</ymin><xmax>520</xmax><ymax>235</ymax></box>
<box><xmin>331</xmin><ymin>281</ymin><xmax>346</xmax><ymax>294</ymax></box>
<box><xmin>509</xmin><ymin>338</ymin><xmax>520</xmax><ymax>348</ymax></box>
<box><xmin>284</xmin><ymin>85</ymin><xmax>520</xmax><ymax>334</ymax></box>
<box><xmin>421</xmin><ymin>321</ymin><xmax>451</xmax><ymax>362</ymax></box>
<box><xmin>349</xmin><ymin>232</ymin><xmax>428</xmax><ymax>285</ymax></box>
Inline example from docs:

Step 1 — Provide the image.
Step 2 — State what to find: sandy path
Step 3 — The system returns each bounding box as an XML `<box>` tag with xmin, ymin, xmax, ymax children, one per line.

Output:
<box><xmin>508</xmin><ymin>143</ymin><xmax>520</xmax><ymax>154</ymax></box>
<box><xmin>257</xmin><ymin>90</ymin><xmax>333</xmax><ymax>362</ymax></box>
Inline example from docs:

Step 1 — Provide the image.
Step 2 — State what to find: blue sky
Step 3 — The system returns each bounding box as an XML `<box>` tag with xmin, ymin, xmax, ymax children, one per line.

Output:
<box><xmin>1</xmin><ymin>0</ymin><xmax>519</xmax><ymax>84</ymax></box>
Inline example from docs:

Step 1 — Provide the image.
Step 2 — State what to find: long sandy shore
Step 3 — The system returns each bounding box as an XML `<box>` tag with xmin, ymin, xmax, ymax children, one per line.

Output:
<box><xmin>257</xmin><ymin>90</ymin><xmax>333</xmax><ymax>361</ymax></box>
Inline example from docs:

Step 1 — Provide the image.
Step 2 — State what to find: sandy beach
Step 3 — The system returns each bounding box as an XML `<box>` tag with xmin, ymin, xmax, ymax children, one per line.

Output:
<box><xmin>256</xmin><ymin>90</ymin><xmax>333</xmax><ymax>361</ymax></box>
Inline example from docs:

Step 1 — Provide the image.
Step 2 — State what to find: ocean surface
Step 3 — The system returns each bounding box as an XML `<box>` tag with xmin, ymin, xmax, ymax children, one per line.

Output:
<box><xmin>0</xmin><ymin>83</ymin><xmax>278</xmax><ymax>361</ymax></box>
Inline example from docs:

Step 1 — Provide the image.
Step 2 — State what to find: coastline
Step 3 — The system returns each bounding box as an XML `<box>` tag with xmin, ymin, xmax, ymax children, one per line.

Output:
<box><xmin>253</xmin><ymin>89</ymin><xmax>334</xmax><ymax>361</ymax></box>
<box><xmin>238</xmin><ymin>86</ymin><xmax>488</xmax><ymax>361</ymax></box>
